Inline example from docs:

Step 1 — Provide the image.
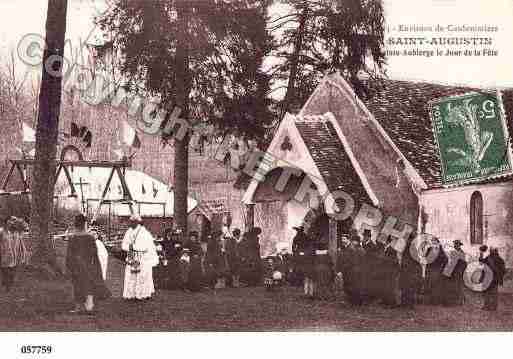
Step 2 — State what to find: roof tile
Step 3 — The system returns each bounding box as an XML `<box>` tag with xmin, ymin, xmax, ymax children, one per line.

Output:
<box><xmin>295</xmin><ymin>119</ymin><xmax>370</xmax><ymax>206</ymax></box>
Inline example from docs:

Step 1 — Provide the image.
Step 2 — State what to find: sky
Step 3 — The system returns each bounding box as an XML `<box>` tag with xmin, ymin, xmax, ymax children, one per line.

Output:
<box><xmin>0</xmin><ymin>0</ymin><xmax>513</xmax><ymax>91</ymax></box>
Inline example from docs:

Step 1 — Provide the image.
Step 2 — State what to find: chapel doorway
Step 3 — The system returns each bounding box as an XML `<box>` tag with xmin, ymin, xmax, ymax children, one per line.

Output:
<box><xmin>303</xmin><ymin>208</ymin><xmax>329</xmax><ymax>248</ymax></box>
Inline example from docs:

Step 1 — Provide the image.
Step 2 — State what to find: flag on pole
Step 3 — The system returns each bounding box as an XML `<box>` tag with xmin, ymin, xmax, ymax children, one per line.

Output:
<box><xmin>152</xmin><ymin>182</ymin><xmax>158</xmax><ymax>198</ymax></box>
<box><xmin>132</xmin><ymin>133</ymin><xmax>141</xmax><ymax>149</ymax></box>
<box><xmin>22</xmin><ymin>122</ymin><xmax>35</xmax><ymax>143</ymax></box>
<box><xmin>112</xmin><ymin>132</ymin><xmax>124</xmax><ymax>159</ymax></box>
<box><xmin>120</xmin><ymin>119</ymin><xmax>141</xmax><ymax>148</ymax></box>
<box><xmin>70</xmin><ymin>122</ymin><xmax>80</xmax><ymax>137</ymax></box>
<box><xmin>120</xmin><ymin>119</ymin><xmax>134</xmax><ymax>146</ymax></box>
<box><xmin>20</xmin><ymin>122</ymin><xmax>36</xmax><ymax>157</ymax></box>
<box><xmin>83</xmin><ymin>130</ymin><xmax>92</xmax><ymax>147</ymax></box>
<box><xmin>113</xmin><ymin>148</ymin><xmax>124</xmax><ymax>159</ymax></box>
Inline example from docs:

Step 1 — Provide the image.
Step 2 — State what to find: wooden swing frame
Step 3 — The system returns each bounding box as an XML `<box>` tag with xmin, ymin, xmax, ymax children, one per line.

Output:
<box><xmin>0</xmin><ymin>158</ymin><xmax>135</xmax><ymax>222</ymax></box>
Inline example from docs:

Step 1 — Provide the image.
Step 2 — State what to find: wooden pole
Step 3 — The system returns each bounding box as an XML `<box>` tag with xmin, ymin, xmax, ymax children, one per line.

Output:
<box><xmin>245</xmin><ymin>203</ymin><xmax>255</xmax><ymax>232</ymax></box>
<box><xmin>91</xmin><ymin>167</ymin><xmax>116</xmax><ymax>222</ymax></box>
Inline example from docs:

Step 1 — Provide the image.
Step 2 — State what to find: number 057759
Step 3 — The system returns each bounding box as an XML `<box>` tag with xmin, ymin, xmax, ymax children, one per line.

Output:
<box><xmin>20</xmin><ymin>345</ymin><xmax>53</xmax><ymax>354</ymax></box>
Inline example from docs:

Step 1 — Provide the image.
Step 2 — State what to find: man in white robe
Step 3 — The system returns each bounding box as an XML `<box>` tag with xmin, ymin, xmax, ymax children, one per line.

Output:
<box><xmin>121</xmin><ymin>215</ymin><xmax>159</xmax><ymax>300</ymax></box>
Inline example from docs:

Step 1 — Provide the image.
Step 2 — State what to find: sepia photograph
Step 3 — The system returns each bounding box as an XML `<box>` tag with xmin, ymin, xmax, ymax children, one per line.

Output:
<box><xmin>0</xmin><ymin>0</ymin><xmax>513</xmax><ymax>355</ymax></box>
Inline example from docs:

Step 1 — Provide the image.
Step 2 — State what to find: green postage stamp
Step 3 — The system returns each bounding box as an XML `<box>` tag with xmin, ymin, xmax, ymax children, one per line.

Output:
<box><xmin>429</xmin><ymin>91</ymin><xmax>513</xmax><ymax>186</ymax></box>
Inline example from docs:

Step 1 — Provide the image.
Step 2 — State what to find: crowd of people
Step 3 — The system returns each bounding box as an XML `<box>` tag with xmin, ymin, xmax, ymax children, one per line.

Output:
<box><xmin>0</xmin><ymin>212</ymin><xmax>508</xmax><ymax>315</ymax></box>
<box><xmin>329</xmin><ymin>229</ymin><xmax>506</xmax><ymax>311</ymax></box>
<box><xmin>152</xmin><ymin>221</ymin><xmax>265</xmax><ymax>292</ymax></box>
<box><xmin>71</xmin><ymin>215</ymin><xmax>509</xmax><ymax>313</ymax></box>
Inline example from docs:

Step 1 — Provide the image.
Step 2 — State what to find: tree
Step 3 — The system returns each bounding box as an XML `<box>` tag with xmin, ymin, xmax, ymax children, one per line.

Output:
<box><xmin>30</xmin><ymin>0</ymin><xmax>68</xmax><ymax>269</ymax></box>
<box><xmin>98</xmin><ymin>0</ymin><xmax>275</xmax><ymax>236</ymax></box>
<box><xmin>271</xmin><ymin>0</ymin><xmax>386</xmax><ymax>115</ymax></box>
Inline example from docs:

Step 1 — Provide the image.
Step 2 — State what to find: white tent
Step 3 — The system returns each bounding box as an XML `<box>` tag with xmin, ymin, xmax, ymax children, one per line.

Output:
<box><xmin>54</xmin><ymin>166</ymin><xmax>197</xmax><ymax>217</ymax></box>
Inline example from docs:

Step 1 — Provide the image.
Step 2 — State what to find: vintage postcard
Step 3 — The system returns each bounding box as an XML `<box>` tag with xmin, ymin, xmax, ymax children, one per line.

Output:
<box><xmin>0</xmin><ymin>0</ymin><xmax>512</xmax><ymax>358</ymax></box>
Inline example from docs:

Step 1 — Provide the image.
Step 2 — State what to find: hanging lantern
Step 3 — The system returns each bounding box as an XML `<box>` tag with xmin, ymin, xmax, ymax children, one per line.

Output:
<box><xmin>126</xmin><ymin>250</ymin><xmax>142</xmax><ymax>274</ymax></box>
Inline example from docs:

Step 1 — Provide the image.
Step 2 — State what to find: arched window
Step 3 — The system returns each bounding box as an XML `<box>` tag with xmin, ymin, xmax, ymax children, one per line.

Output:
<box><xmin>470</xmin><ymin>191</ymin><xmax>483</xmax><ymax>245</ymax></box>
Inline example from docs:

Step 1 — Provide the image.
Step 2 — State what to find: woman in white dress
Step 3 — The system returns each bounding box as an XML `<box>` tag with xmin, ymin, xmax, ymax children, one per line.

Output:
<box><xmin>121</xmin><ymin>215</ymin><xmax>159</xmax><ymax>300</ymax></box>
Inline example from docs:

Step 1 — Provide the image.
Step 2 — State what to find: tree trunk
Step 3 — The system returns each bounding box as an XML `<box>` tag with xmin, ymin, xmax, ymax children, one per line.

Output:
<box><xmin>29</xmin><ymin>0</ymin><xmax>68</xmax><ymax>270</ymax></box>
<box><xmin>281</xmin><ymin>4</ymin><xmax>308</xmax><ymax>116</ymax></box>
<box><xmin>173</xmin><ymin>2</ymin><xmax>191</xmax><ymax>240</ymax></box>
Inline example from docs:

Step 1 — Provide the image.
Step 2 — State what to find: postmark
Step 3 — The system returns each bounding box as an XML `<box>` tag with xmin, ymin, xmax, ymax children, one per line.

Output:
<box><xmin>429</xmin><ymin>91</ymin><xmax>513</xmax><ymax>186</ymax></box>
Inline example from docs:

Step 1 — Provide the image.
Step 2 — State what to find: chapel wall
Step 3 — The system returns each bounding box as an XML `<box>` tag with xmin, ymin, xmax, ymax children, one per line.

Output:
<box><xmin>421</xmin><ymin>182</ymin><xmax>513</xmax><ymax>267</ymax></box>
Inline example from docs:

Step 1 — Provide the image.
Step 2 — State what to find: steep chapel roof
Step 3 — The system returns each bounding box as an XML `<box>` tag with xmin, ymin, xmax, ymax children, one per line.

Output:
<box><xmin>236</xmin><ymin>73</ymin><xmax>513</xmax><ymax>195</ymax></box>
<box><xmin>295</xmin><ymin>116</ymin><xmax>371</xmax><ymax>204</ymax></box>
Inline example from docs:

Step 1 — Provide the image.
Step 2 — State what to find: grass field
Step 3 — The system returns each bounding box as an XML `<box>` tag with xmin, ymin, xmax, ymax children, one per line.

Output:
<box><xmin>1</xmin><ymin>267</ymin><xmax>513</xmax><ymax>331</ymax></box>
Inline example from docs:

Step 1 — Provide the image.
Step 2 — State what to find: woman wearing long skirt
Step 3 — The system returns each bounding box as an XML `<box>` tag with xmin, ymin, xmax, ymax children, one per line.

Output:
<box><xmin>380</xmin><ymin>240</ymin><xmax>401</xmax><ymax>308</ymax></box>
<box><xmin>66</xmin><ymin>214</ymin><xmax>111</xmax><ymax>313</ymax></box>
<box><xmin>481</xmin><ymin>248</ymin><xmax>506</xmax><ymax>311</ymax></box>
<box><xmin>399</xmin><ymin>234</ymin><xmax>423</xmax><ymax>309</ymax></box>
<box><xmin>313</xmin><ymin>247</ymin><xmax>334</xmax><ymax>300</ymax></box>
<box><xmin>206</xmin><ymin>231</ymin><xmax>226</xmax><ymax>289</ymax></box>
<box><xmin>225</xmin><ymin>228</ymin><xmax>242</xmax><ymax>287</ymax></box>
<box><xmin>440</xmin><ymin>240</ymin><xmax>467</xmax><ymax>306</ymax></box>
<box><xmin>302</xmin><ymin>238</ymin><xmax>317</xmax><ymax>299</ymax></box>
<box><xmin>183</xmin><ymin>231</ymin><xmax>204</xmax><ymax>291</ymax></box>
<box><xmin>240</xmin><ymin>228</ymin><xmax>263</xmax><ymax>287</ymax></box>
<box><xmin>425</xmin><ymin>238</ymin><xmax>447</xmax><ymax>305</ymax></box>
<box><xmin>339</xmin><ymin>235</ymin><xmax>365</xmax><ymax>305</ymax></box>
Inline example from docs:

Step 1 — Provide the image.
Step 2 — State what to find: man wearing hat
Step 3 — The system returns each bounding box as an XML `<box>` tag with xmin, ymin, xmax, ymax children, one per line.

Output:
<box><xmin>182</xmin><ymin>231</ymin><xmax>203</xmax><ymax>291</ymax></box>
<box><xmin>361</xmin><ymin>229</ymin><xmax>376</xmax><ymax>253</ymax></box>
<box><xmin>275</xmin><ymin>242</ymin><xmax>292</xmax><ymax>283</ymax></box>
<box><xmin>424</xmin><ymin>237</ymin><xmax>448</xmax><ymax>305</ymax></box>
<box><xmin>440</xmin><ymin>239</ymin><xmax>467</xmax><ymax>306</ymax></box>
<box><xmin>160</xmin><ymin>228</ymin><xmax>183</xmax><ymax>290</ymax></box>
<box><xmin>205</xmin><ymin>230</ymin><xmax>226</xmax><ymax>288</ymax></box>
<box><xmin>480</xmin><ymin>247</ymin><xmax>506</xmax><ymax>311</ymax></box>
<box><xmin>291</xmin><ymin>225</ymin><xmax>308</xmax><ymax>286</ymax></box>
<box><xmin>312</xmin><ymin>241</ymin><xmax>334</xmax><ymax>300</ymax></box>
<box><xmin>338</xmin><ymin>233</ymin><xmax>365</xmax><ymax>305</ymax></box>
<box><xmin>225</xmin><ymin>228</ymin><xmax>242</xmax><ymax>287</ymax></box>
<box><xmin>121</xmin><ymin>214</ymin><xmax>159</xmax><ymax>300</ymax></box>
<box><xmin>242</xmin><ymin>227</ymin><xmax>263</xmax><ymax>286</ymax></box>
<box><xmin>292</xmin><ymin>226</ymin><xmax>307</xmax><ymax>255</ymax></box>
